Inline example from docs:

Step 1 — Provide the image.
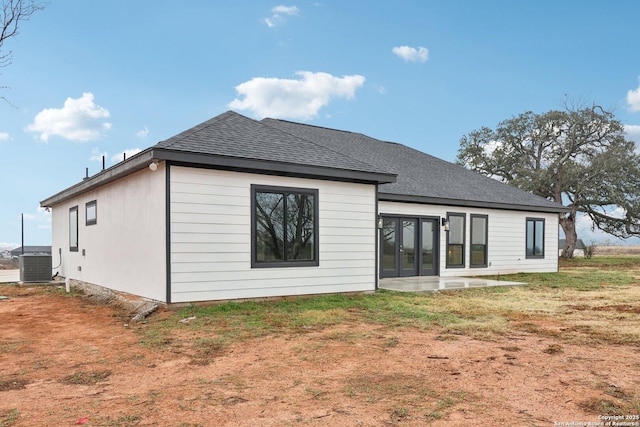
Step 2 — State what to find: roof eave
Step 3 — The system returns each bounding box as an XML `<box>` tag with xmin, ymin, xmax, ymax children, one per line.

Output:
<box><xmin>153</xmin><ymin>148</ymin><xmax>397</xmax><ymax>185</ymax></box>
<box><xmin>40</xmin><ymin>149</ymin><xmax>155</xmax><ymax>208</ymax></box>
<box><xmin>379</xmin><ymin>192</ymin><xmax>568</xmax><ymax>213</ymax></box>
<box><xmin>41</xmin><ymin>148</ymin><xmax>396</xmax><ymax>208</ymax></box>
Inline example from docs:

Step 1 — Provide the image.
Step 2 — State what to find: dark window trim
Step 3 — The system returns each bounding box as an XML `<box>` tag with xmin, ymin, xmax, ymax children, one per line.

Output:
<box><xmin>526</xmin><ymin>217</ymin><xmax>545</xmax><ymax>259</ymax></box>
<box><xmin>251</xmin><ymin>184</ymin><xmax>319</xmax><ymax>268</ymax></box>
<box><xmin>446</xmin><ymin>212</ymin><xmax>466</xmax><ymax>268</ymax></box>
<box><xmin>470</xmin><ymin>214</ymin><xmax>488</xmax><ymax>268</ymax></box>
<box><xmin>85</xmin><ymin>200</ymin><xmax>97</xmax><ymax>226</ymax></box>
<box><xmin>69</xmin><ymin>205</ymin><xmax>79</xmax><ymax>252</ymax></box>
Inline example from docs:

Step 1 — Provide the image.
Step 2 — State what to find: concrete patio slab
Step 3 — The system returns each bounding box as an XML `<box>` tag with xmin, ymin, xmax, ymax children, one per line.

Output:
<box><xmin>379</xmin><ymin>276</ymin><xmax>526</xmax><ymax>292</ymax></box>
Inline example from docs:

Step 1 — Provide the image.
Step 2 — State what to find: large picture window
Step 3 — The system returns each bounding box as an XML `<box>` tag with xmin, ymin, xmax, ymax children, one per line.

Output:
<box><xmin>526</xmin><ymin>218</ymin><xmax>545</xmax><ymax>258</ymax></box>
<box><xmin>69</xmin><ymin>206</ymin><xmax>78</xmax><ymax>252</ymax></box>
<box><xmin>470</xmin><ymin>214</ymin><xmax>488</xmax><ymax>267</ymax></box>
<box><xmin>446</xmin><ymin>213</ymin><xmax>465</xmax><ymax>268</ymax></box>
<box><xmin>252</xmin><ymin>185</ymin><xmax>319</xmax><ymax>267</ymax></box>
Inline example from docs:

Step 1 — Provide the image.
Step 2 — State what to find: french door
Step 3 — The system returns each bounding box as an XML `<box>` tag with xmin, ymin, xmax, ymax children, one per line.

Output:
<box><xmin>380</xmin><ymin>216</ymin><xmax>439</xmax><ymax>278</ymax></box>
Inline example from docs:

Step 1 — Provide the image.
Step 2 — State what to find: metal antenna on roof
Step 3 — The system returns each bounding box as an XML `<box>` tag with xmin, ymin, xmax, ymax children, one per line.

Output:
<box><xmin>102</xmin><ymin>155</ymin><xmax>105</xmax><ymax>170</ymax></box>
<box><xmin>123</xmin><ymin>152</ymin><xmax>126</xmax><ymax>161</ymax></box>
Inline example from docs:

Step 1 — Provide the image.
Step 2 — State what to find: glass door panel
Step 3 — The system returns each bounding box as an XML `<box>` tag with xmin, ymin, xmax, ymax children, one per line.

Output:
<box><xmin>400</xmin><ymin>219</ymin><xmax>417</xmax><ymax>276</ymax></box>
<box><xmin>381</xmin><ymin>218</ymin><xmax>398</xmax><ymax>276</ymax></box>
<box><xmin>381</xmin><ymin>216</ymin><xmax>435</xmax><ymax>278</ymax></box>
<box><xmin>420</xmin><ymin>219</ymin><xmax>438</xmax><ymax>276</ymax></box>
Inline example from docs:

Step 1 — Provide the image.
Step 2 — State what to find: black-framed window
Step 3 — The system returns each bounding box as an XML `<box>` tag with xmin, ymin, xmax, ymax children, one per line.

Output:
<box><xmin>69</xmin><ymin>206</ymin><xmax>78</xmax><ymax>252</ymax></box>
<box><xmin>446</xmin><ymin>213</ymin><xmax>465</xmax><ymax>268</ymax></box>
<box><xmin>251</xmin><ymin>185</ymin><xmax>319</xmax><ymax>268</ymax></box>
<box><xmin>470</xmin><ymin>214</ymin><xmax>488</xmax><ymax>267</ymax></box>
<box><xmin>526</xmin><ymin>218</ymin><xmax>545</xmax><ymax>258</ymax></box>
<box><xmin>86</xmin><ymin>200</ymin><xmax>97</xmax><ymax>226</ymax></box>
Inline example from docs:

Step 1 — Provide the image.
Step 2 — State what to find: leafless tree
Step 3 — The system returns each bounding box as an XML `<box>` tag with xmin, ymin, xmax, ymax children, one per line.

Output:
<box><xmin>1</xmin><ymin>0</ymin><xmax>46</xmax><ymax>99</ymax></box>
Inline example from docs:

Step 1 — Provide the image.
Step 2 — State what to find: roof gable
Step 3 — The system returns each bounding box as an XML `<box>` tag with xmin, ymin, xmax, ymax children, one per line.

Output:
<box><xmin>155</xmin><ymin>111</ymin><xmax>392</xmax><ymax>178</ymax></box>
<box><xmin>41</xmin><ymin>111</ymin><xmax>396</xmax><ymax>208</ymax></box>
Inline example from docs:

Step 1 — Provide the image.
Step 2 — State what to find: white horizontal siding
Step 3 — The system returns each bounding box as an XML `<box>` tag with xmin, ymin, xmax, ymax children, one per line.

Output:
<box><xmin>379</xmin><ymin>201</ymin><xmax>559</xmax><ymax>276</ymax></box>
<box><xmin>169</xmin><ymin>166</ymin><xmax>377</xmax><ymax>303</ymax></box>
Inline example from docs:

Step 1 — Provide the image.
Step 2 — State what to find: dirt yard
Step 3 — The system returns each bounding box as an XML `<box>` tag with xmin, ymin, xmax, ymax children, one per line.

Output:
<box><xmin>1</xmin><ymin>281</ymin><xmax>639</xmax><ymax>427</ymax></box>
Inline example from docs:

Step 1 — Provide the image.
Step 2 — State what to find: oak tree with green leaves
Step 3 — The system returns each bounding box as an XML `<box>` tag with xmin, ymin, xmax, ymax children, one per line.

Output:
<box><xmin>457</xmin><ymin>105</ymin><xmax>640</xmax><ymax>258</ymax></box>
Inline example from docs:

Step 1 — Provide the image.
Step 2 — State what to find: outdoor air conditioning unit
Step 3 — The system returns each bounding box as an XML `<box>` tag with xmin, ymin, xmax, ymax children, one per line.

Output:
<box><xmin>19</xmin><ymin>254</ymin><xmax>52</xmax><ymax>283</ymax></box>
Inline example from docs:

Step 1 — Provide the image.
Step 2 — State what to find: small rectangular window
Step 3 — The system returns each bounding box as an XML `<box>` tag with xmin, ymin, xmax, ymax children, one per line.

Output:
<box><xmin>69</xmin><ymin>206</ymin><xmax>78</xmax><ymax>252</ymax></box>
<box><xmin>470</xmin><ymin>214</ymin><xmax>488</xmax><ymax>267</ymax></box>
<box><xmin>86</xmin><ymin>200</ymin><xmax>97</xmax><ymax>226</ymax></box>
<box><xmin>252</xmin><ymin>185</ymin><xmax>319</xmax><ymax>268</ymax></box>
<box><xmin>526</xmin><ymin>218</ymin><xmax>545</xmax><ymax>258</ymax></box>
<box><xmin>446</xmin><ymin>213</ymin><xmax>465</xmax><ymax>268</ymax></box>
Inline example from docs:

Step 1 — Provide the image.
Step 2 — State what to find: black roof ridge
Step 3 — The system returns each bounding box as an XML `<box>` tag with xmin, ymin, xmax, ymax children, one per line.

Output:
<box><xmin>263</xmin><ymin>117</ymin><xmax>403</xmax><ymax>146</ymax></box>
<box><xmin>263</xmin><ymin>118</ymin><xmax>475</xmax><ymax>174</ymax></box>
<box><xmin>260</xmin><ymin>117</ymin><xmax>389</xmax><ymax>173</ymax></box>
<box><xmin>264</xmin><ymin>116</ymin><xmax>565</xmax><ymax>213</ymax></box>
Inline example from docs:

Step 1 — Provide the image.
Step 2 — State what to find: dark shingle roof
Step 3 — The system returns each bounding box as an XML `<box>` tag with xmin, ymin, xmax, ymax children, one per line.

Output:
<box><xmin>41</xmin><ymin>111</ymin><xmax>395</xmax><ymax>208</ymax></box>
<box><xmin>262</xmin><ymin>118</ymin><xmax>565</xmax><ymax>212</ymax></box>
<box><xmin>41</xmin><ymin>110</ymin><xmax>565</xmax><ymax>213</ymax></box>
<box><xmin>155</xmin><ymin>111</ymin><xmax>392</xmax><ymax>178</ymax></box>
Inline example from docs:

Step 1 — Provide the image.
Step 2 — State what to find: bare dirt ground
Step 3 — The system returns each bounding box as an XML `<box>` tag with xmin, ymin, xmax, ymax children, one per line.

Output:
<box><xmin>0</xmin><ymin>259</ymin><xmax>18</xmax><ymax>270</ymax></box>
<box><xmin>1</xmin><ymin>284</ymin><xmax>638</xmax><ymax>426</ymax></box>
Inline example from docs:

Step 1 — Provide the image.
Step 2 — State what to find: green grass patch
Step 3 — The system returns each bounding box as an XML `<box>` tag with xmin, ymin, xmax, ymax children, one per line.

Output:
<box><xmin>60</xmin><ymin>370</ymin><xmax>112</xmax><ymax>386</ymax></box>
<box><xmin>138</xmin><ymin>256</ymin><xmax>640</xmax><ymax>350</ymax></box>
<box><xmin>0</xmin><ymin>409</ymin><xmax>19</xmax><ymax>427</ymax></box>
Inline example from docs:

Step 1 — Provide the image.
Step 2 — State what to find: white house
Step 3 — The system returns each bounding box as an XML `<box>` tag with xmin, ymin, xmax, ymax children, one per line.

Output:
<box><xmin>41</xmin><ymin>111</ymin><xmax>564</xmax><ymax>304</ymax></box>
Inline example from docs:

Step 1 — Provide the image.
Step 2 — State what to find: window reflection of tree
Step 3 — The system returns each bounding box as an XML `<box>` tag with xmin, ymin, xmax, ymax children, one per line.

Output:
<box><xmin>256</xmin><ymin>192</ymin><xmax>285</xmax><ymax>261</ymax></box>
<box><xmin>285</xmin><ymin>194</ymin><xmax>314</xmax><ymax>260</ymax></box>
<box><xmin>382</xmin><ymin>219</ymin><xmax>397</xmax><ymax>271</ymax></box>
<box><xmin>255</xmin><ymin>192</ymin><xmax>314</xmax><ymax>262</ymax></box>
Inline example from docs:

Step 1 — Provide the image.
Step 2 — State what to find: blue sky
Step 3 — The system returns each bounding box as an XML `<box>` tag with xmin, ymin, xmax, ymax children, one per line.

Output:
<box><xmin>2</xmin><ymin>0</ymin><xmax>640</xmax><ymax>249</ymax></box>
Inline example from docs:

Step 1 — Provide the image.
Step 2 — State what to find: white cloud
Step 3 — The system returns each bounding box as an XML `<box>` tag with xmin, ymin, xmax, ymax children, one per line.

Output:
<box><xmin>392</xmin><ymin>45</ymin><xmax>429</xmax><ymax>63</ymax></box>
<box><xmin>627</xmin><ymin>78</ymin><xmax>640</xmax><ymax>113</ymax></box>
<box><xmin>624</xmin><ymin>124</ymin><xmax>640</xmax><ymax>143</ymax></box>
<box><xmin>26</xmin><ymin>92</ymin><xmax>111</xmax><ymax>142</ymax></box>
<box><xmin>136</xmin><ymin>126</ymin><xmax>149</xmax><ymax>138</ymax></box>
<box><xmin>229</xmin><ymin>71</ymin><xmax>365</xmax><ymax>120</ymax></box>
<box><xmin>20</xmin><ymin>207</ymin><xmax>51</xmax><ymax>231</ymax></box>
<box><xmin>0</xmin><ymin>132</ymin><xmax>10</xmax><ymax>141</ymax></box>
<box><xmin>265</xmin><ymin>4</ymin><xmax>299</xmax><ymax>27</ymax></box>
<box><xmin>111</xmin><ymin>148</ymin><xmax>142</xmax><ymax>163</ymax></box>
<box><xmin>273</xmin><ymin>5</ymin><xmax>298</xmax><ymax>14</ymax></box>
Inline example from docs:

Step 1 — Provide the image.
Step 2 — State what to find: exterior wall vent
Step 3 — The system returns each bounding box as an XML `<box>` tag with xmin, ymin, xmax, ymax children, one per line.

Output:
<box><xmin>19</xmin><ymin>255</ymin><xmax>52</xmax><ymax>283</ymax></box>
